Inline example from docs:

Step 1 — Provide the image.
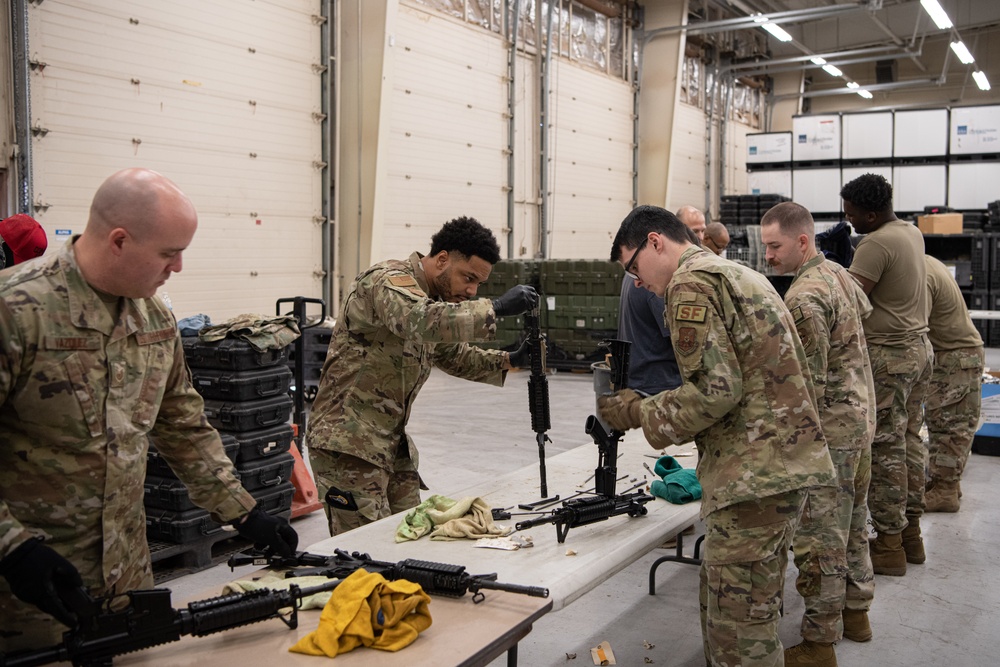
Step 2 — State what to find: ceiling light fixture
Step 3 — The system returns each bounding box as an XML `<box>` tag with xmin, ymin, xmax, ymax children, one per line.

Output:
<box><xmin>846</xmin><ymin>81</ymin><xmax>859</xmax><ymax>89</ymax></box>
<box><xmin>920</xmin><ymin>0</ymin><xmax>954</xmax><ymax>30</ymax></box>
<box><xmin>759</xmin><ymin>21</ymin><xmax>793</xmax><ymax>43</ymax></box>
<box><xmin>822</xmin><ymin>64</ymin><xmax>843</xmax><ymax>77</ymax></box>
<box><xmin>857</xmin><ymin>90</ymin><xmax>874</xmax><ymax>99</ymax></box>
<box><xmin>810</xmin><ymin>57</ymin><xmax>827</xmax><ymax>65</ymax></box>
<box><xmin>951</xmin><ymin>40</ymin><xmax>975</xmax><ymax>65</ymax></box>
<box><xmin>973</xmin><ymin>70</ymin><xmax>991</xmax><ymax>91</ymax></box>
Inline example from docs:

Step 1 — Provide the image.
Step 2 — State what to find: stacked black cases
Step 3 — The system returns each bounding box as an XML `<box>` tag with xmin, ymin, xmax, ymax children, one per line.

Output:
<box><xmin>146</xmin><ymin>337</ymin><xmax>295</xmax><ymax>546</ymax></box>
<box><xmin>925</xmin><ymin>233</ymin><xmax>995</xmax><ymax>345</ymax></box>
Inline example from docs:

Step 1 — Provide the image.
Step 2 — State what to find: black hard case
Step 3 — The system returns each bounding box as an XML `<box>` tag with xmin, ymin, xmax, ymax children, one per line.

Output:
<box><xmin>236</xmin><ymin>452</ymin><xmax>296</xmax><ymax>493</ymax></box>
<box><xmin>202</xmin><ymin>395</ymin><xmax>293</xmax><ymax>432</ymax></box>
<box><xmin>251</xmin><ymin>481</ymin><xmax>296</xmax><ymax>514</ymax></box>
<box><xmin>145</xmin><ymin>508</ymin><xmax>224</xmax><ymax>544</ymax></box>
<box><xmin>182</xmin><ymin>336</ymin><xmax>288</xmax><ymax>371</ymax></box>
<box><xmin>191</xmin><ymin>366</ymin><xmax>293</xmax><ymax>401</ymax></box>
<box><xmin>224</xmin><ymin>424</ymin><xmax>295</xmax><ymax>464</ymax></box>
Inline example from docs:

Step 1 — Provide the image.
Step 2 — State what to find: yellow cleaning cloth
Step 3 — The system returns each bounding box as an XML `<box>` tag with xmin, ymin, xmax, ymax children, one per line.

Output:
<box><xmin>289</xmin><ymin>568</ymin><xmax>432</xmax><ymax>657</ymax></box>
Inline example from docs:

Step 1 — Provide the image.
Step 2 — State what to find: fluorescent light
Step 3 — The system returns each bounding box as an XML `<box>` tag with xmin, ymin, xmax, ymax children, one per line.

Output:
<box><xmin>760</xmin><ymin>21</ymin><xmax>793</xmax><ymax>43</ymax></box>
<box><xmin>951</xmin><ymin>40</ymin><xmax>975</xmax><ymax>64</ymax></box>
<box><xmin>822</xmin><ymin>64</ymin><xmax>843</xmax><ymax>77</ymax></box>
<box><xmin>920</xmin><ymin>0</ymin><xmax>953</xmax><ymax>30</ymax></box>
<box><xmin>846</xmin><ymin>81</ymin><xmax>860</xmax><ymax>89</ymax></box>
<box><xmin>974</xmin><ymin>70</ymin><xmax>991</xmax><ymax>91</ymax></box>
<box><xmin>857</xmin><ymin>90</ymin><xmax>874</xmax><ymax>99</ymax></box>
<box><xmin>811</xmin><ymin>57</ymin><xmax>827</xmax><ymax>65</ymax></box>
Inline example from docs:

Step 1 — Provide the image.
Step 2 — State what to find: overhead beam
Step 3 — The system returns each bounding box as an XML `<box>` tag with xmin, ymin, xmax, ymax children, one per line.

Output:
<box><xmin>644</xmin><ymin>3</ymin><xmax>864</xmax><ymax>39</ymax></box>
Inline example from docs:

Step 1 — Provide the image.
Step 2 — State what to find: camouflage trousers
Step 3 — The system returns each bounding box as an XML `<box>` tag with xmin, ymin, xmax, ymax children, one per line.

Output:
<box><xmin>792</xmin><ymin>448</ymin><xmax>875</xmax><ymax>643</ymax></box>
<box><xmin>700</xmin><ymin>490</ymin><xmax>804</xmax><ymax>667</ymax></box>
<box><xmin>310</xmin><ymin>449</ymin><xmax>421</xmax><ymax>536</ymax></box>
<box><xmin>868</xmin><ymin>337</ymin><xmax>932</xmax><ymax>534</ymax></box>
<box><xmin>924</xmin><ymin>346</ymin><xmax>984</xmax><ymax>483</ymax></box>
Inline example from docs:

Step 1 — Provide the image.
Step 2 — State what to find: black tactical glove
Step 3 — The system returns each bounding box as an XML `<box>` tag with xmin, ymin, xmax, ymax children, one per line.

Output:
<box><xmin>232</xmin><ymin>506</ymin><xmax>299</xmax><ymax>557</ymax></box>
<box><xmin>0</xmin><ymin>537</ymin><xmax>87</xmax><ymax>628</ymax></box>
<box><xmin>491</xmin><ymin>285</ymin><xmax>539</xmax><ymax>318</ymax></box>
<box><xmin>507</xmin><ymin>337</ymin><xmax>532</xmax><ymax>369</ymax></box>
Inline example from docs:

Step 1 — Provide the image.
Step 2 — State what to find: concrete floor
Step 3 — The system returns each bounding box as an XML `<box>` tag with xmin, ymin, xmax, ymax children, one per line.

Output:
<box><xmin>167</xmin><ymin>367</ymin><xmax>1000</xmax><ymax>667</ymax></box>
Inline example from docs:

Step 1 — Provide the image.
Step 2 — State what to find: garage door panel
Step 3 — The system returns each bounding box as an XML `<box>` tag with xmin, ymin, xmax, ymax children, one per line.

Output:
<box><xmin>383</xmin><ymin>4</ymin><xmax>507</xmax><ymax>258</ymax></box>
<box><xmin>28</xmin><ymin>0</ymin><xmax>323</xmax><ymax>317</ymax></box>
<box><xmin>35</xmin><ymin>78</ymin><xmax>319</xmax><ymax>158</ymax></box>
<box><xmin>548</xmin><ymin>61</ymin><xmax>633</xmax><ymax>257</ymax></box>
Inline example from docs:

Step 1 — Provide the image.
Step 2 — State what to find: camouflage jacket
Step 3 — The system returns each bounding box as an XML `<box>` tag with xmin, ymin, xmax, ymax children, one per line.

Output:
<box><xmin>638</xmin><ymin>246</ymin><xmax>835</xmax><ymax>516</ymax></box>
<box><xmin>0</xmin><ymin>239</ymin><xmax>254</xmax><ymax>589</ymax></box>
<box><xmin>785</xmin><ymin>255</ymin><xmax>876</xmax><ymax>452</ymax></box>
<box><xmin>306</xmin><ymin>252</ymin><xmax>506</xmax><ymax>470</ymax></box>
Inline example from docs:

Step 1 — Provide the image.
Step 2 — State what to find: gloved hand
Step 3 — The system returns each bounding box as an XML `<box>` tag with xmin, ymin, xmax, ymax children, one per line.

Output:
<box><xmin>0</xmin><ymin>537</ymin><xmax>87</xmax><ymax>628</ymax></box>
<box><xmin>507</xmin><ymin>338</ymin><xmax>532</xmax><ymax>368</ymax></box>
<box><xmin>232</xmin><ymin>506</ymin><xmax>299</xmax><ymax>557</ymax></box>
<box><xmin>491</xmin><ymin>285</ymin><xmax>539</xmax><ymax>318</ymax></box>
<box><xmin>597</xmin><ymin>389</ymin><xmax>643</xmax><ymax>432</ymax></box>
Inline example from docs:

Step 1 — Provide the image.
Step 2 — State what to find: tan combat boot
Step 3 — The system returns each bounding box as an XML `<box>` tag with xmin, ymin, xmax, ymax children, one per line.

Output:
<box><xmin>924</xmin><ymin>479</ymin><xmax>960</xmax><ymax>512</ymax></box>
<box><xmin>902</xmin><ymin>515</ymin><xmax>926</xmax><ymax>564</ymax></box>
<box><xmin>870</xmin><ymin>532</ymin><xmax>906</xmax><ymax>575</ymax></box>
<box><xmin>784</xmin><ymin>640</ymin><xmax>838</xmax><ymax>667</ymax></box>
<box><xmin>842</xmin><ymin>609</ymin><xmax>873</xmax><ymax>642</ymax></box>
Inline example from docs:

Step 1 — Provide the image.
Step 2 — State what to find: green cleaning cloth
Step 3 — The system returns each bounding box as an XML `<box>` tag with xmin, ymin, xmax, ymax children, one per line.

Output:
<box><xmin>650</xmin><ymin>455</ymin><xmax>702</xmax><ymax>504</ymax></box>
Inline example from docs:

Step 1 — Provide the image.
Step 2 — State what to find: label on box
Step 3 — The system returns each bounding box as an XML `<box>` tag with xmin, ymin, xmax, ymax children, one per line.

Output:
<box><xmin>978</xmin><ymin>393</ymin><xmax>1000</xmax><ymax>430</ymax></box>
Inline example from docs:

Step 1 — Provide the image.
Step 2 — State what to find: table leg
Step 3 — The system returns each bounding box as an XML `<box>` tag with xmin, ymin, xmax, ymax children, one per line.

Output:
<box><xmin>648</xmin><ymin>531</ymin><xmax>704</xmax><ymax>595</ymax></box>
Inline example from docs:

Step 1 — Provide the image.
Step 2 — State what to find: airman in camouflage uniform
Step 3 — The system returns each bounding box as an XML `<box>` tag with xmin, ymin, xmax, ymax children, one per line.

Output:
<box><xmin>598</xmin><ymin>205</ymin><xmax>835</xmax><ymax>667</ymax></box>
<box><xmin>842</xmin><ymin>174</ymin><xmax>932</xmax><ymax>575</ymax></box>
<box><xmin>307</xmin><ymin>217</ymin><xmax>537</xmax><ymax>535</ymax></box>
<box><xmin>923</xmin><ymin>254</ymin><xmax>985</xmax><ymax>512</ymax></box>
<box><xmin>0</xmin><ymin>169</ymin><xmax>295</xmax><ymax>651</ymax></box>
<box><xmin>762</xmin><ymin>202</ymin><xmax>877</xmax><ymax>665</ymax></box>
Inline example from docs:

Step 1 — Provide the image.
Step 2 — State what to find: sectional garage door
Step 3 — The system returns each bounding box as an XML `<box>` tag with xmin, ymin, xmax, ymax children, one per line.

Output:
<box><xmin>24</xmin><ymin>0</ymin><xmax>324</xmax><ymax>319</ymax></box>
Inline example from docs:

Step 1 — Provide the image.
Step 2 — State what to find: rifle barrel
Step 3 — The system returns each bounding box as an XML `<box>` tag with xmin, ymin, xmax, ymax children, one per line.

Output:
<box><xmin>472</xmin><ymin>578</ymin><xmax>550</xmax><ymax>598</ymax></box>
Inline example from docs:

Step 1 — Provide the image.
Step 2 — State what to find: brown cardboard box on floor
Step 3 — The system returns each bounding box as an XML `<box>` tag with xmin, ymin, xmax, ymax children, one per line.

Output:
<box><xmin>917</xmin><ymin>213</ymin><xmax>963</xmax><ymax>235</ymax></box>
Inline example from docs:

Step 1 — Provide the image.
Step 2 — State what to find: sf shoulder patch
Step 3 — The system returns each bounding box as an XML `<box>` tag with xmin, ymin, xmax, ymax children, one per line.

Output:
<box><xmin>675</xmin><ymin>303</ymin><xmax>708</xmax><ymax>323</ymax></box>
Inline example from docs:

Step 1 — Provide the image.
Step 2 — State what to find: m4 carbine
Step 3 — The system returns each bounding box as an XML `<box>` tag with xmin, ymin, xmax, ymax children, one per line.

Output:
<box><xmin>515</xmin><ymin>338</ymin><xmax>654</xmax><ymax>542</ymax></box>
<box><xmin>0</xmin><ymin>580</ymin><xmax>340</xmax><ymax>667</ymax></box>
<box><xmin>228</xmin><ymin>548</ymin><xmax>550</xmax><ymax>604</ymax></box>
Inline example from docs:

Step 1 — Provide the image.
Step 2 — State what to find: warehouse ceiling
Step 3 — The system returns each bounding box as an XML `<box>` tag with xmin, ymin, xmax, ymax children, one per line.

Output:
<box><xmin>685</xmin><ymin>0</ymin><xmax>1000</xmax><ymax>106</ymax></box>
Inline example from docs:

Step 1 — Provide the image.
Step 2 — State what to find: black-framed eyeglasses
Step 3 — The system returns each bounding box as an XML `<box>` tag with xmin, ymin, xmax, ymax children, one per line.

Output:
<box><xmin>622</xmin><ymin>237</ymin><xmax>648</xmax><ymax>280</ymax></box>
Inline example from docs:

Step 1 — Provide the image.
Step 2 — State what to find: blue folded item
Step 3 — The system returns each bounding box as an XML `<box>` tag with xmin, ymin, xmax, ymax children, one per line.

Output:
<box><xmin>650</xmin><ymin>455</ymin><xmax>702</xmax><ymax>504</ymax></box>
<box><xmin>177</xmin><ymin>313</ymin><xmax>212</xmax><ymax>337</ymax></box>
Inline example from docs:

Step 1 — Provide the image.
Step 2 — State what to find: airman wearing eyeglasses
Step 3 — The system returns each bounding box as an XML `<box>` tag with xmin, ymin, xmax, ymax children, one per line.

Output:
<box><xmin>598</xmin><ymin>204</ymin><xmax>835</xmax><ymax>667</ymax></box>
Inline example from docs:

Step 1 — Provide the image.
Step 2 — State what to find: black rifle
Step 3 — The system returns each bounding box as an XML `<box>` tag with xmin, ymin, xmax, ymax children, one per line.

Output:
<box><xmin>228</xmin><ymin>548</ymin><xmax>549</xmax><ymax>604</ymax></box>
<box><xmin>0</xmin><ymin>580</ymin><xmax>341</xmax><ymax>667</ymax></box>
<box><xmin>524</xmin><ymin>305</ymin><xmax>554</xmax><ymax>499</ymax></box>
<box><xmin>590</xmin><ymin>338</ymin><xmax>631</xmax><ymax>498</ymax></box>
<box><xmin>513</xmin><ymin>489</ymin><xmax>653</xmax><ymax>543</ymax></box>
<box><xmin>515</xmin><ymin>338</ymin><xmax>653</xmax><ymax>542</ymax></box>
